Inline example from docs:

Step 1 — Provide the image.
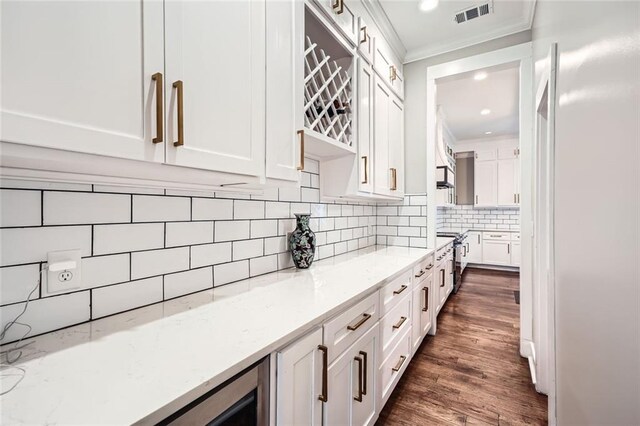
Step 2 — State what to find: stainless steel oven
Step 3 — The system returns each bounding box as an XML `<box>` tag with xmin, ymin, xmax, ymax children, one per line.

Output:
<box><xmin>438</xmin><ymin>230</ymin><xmax>468</xmax><ymax>293</ymax></box>
<box><xmin>159</xmin><ymin>358</ymin><xmax>269</xmax><ymax>426</ymax></box>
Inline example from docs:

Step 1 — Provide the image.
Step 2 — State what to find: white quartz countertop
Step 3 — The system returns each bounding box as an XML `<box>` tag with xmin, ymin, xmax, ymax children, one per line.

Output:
<box><xmin>438</xmin><ymin>227</ymin><xmax>519</xmax><ymax>234</ymax></box>
<box><xmin>0</xmin><ymin>245</ymin><xmax>432</xmax><ymax>425</ymax></box>
<box><xmin>436</xmin><ymin>236</ymin><xmax>456</xmax><ymax>248</ymax></box>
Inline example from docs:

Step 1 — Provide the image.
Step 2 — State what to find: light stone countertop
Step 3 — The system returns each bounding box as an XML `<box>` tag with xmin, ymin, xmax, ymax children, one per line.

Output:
<box><xmin>0</xmin><ymin>245</ymin><xmax>432</xmax><ymax>425</ymax></box>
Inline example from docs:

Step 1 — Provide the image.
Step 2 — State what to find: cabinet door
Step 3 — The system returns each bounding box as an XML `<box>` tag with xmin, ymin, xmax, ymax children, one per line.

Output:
<box><xmin>1</xmin><ymin>0</ymin><xmax>164</xmax><ymax>162</ymax></box>
<box><xmin>482</xmin><ymin>240</ymin><xmax>511</xmax><ymax>265</ymax></box>
<box><xmin>164</xmin><ymin>1</ymin><xmax>265</xmax><ymax>177</ymax></box>
<box><xmin>276</xmin><ymin>328</ymin><xmax>323</xmax><ymax>426</ymax></box>
<box><xmin>466</xmin><ymin>232</ymin><xmax>483</xmax><ymax>263</ymax></box>
<box><xmin>411</xmin><ymin>285</ymin><xmax>422</xmax><ymax>352</ymax></box>
<box><xmin>420</xmin><ymin>274</ymin><xmax>433</xmax><ymax>337</ymax></box>
<box><xmin>265</xmin><ymin>0</ymin><xmax>303</xmax><ymax>182</ymax></box>
<box><xmin>511</xmin><ymin>241</ymin><xmax>521</xmax><ymax>267</ymax></box>
<box><xmin>325</xmin><ymin>323</ymin><xmax>378</xmax><ymax>426</ymax></box>
<box><xmin>388</xmin><ymin>95</ymin><xmax>404</xmax><ymax>197</ymax></box>
<box><xmin>373</xmin><ymin>77</ymin><xmax>390</xmax><ymax>196</ymax></box>
<box><xmin>498</xmin><ymin>159</ymin><xmax>517</xmax><ymax>206</ymax></box>
<box><xmin>475</xmin><ymin>160</ymin><xmax>498</xmax><ymax>206</ymax></box>
<box><xmin>358</xmin><ymin>62</ymin><xmax>374</xmax><ymax>193</ymax></box>
<box><xmin>316</xmin><ymin>0</ymin><xmax>358</xmax><ymax>45</ymax></box>
<box><xmin>436</xmin><ymin>265</ymin><xmax>447</xmax><ymax>313</ymax></box>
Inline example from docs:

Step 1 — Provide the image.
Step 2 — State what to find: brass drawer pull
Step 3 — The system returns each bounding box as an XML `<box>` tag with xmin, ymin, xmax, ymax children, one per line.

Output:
<box><xmin>393</xmin><ymin>284</ymin><xmax>407</xmax><ymax>295</ymax></box>
<box><xmin>392</xmin><ymin>316</ymin><xmax>407</xmax><ymax>329</ymax></box>
<box><xmin>318</xmin><ymin>345</ymin><xmax>328</xmax><ymax>402</ymax></box>
<box><xmin>361</xmin><ymin>156</ymin><xmax>368</xmax><ymax>184</ymax></box>
<box><xmin>172</xmin><ymin>80</ymin><xmax>184</xmax><ymax>147</ymax></box>
<box><xmin>151</xmin><ymin>72</ymin><xmax>163</xmax><ymax>143</ymax></box>
<box><xmin>392</xmin><ymin>355</ymin><xmax>407</xmax><ymax>372</ymax></box>
<box><xmin>415</xmin><ymin>269</ymin><xmax>425</xmax><ymax>278</ymax></box>
<box><xmin>354</xmin><ymin>356</ymin><xmax>363</xmax><ymax>402</ymax></box>
<box><xmin>333</xmin><ymin>0</ymin><xmax>344</xmax><ymax>14</ymax></box>
<box><xmin>347</xmin><ymin>313</ymin><xmax>372</xmax><ymax>331</ymax></box>
<box><xmin>422</xmin><ymin>287</ymin><xmax>429</xmax><ymax>311</ymax></box>
<box><xmin>360</xmin><ymin>26</ymin><xmax>368</xmax><ymax>44</ymax></box>
<box><xmin>426</xmin><ymin>263</ymin><xmax>433</xmax><ymax>270</ymax></box>
<box><xmin>359</xmin><ymin>350</ymin><xmax>368</xmax><ymax>395</ymax></box>
<box><xmin>440</xmin><ymin>269</ymin><xmax>445</xmax><ymax>287</ymax></box>
<box><xmin>390</xmin><ymin>168</ymin><xmax>397</xmax><ymax>190</ymax></box>
<box><xmin>297</xmin><ymin>130</ymin><xmax>305</xmax><ymax>170</ymax></box>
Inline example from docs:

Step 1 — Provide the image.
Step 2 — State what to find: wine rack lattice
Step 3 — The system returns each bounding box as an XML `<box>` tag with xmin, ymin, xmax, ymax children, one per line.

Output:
<box><xmin>304</xmin><ymin>36</ymin><xmax>353</xmax><ymax>147</ymax></box>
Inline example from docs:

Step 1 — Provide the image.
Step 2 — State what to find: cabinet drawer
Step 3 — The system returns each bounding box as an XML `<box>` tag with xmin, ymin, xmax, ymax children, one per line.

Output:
<box><xmin>380</xmin><ymin>293</ymin><xmax>411</xmax><ymax>361</ymax></box>
<box><xmin>413</xmin><ymin>254</ymin><xmax>435</xmax><ymax>281</ymax></box>
<box><xmin>380</xmin><ymin>270</ymin><xmax>412</xmax><ymax>315</ymax></box>
<box><xmin>483</xmin><ymin>232</ymin><xmax>511</xmax><ymax>241</ymax></box>
<box><xmin>324</xmin><ymin>291</ymin><xmax>379</xmax><ymax>363</ymax></box>
<box><xmin>380</xmin><ymin>327</ymin><xmax>411</xmax><ymax>402</ymax></box>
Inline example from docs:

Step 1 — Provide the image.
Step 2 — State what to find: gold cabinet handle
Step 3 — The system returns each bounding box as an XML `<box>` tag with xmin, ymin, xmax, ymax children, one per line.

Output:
<box><xmin>422</xmin><ymin>287</ymin><xmax>429</xmax><ymax>311</ymax></box>
<box><xmin>508</xmin><ymin>243</ymin><xmax>510</xmax><ymax>254</ymax></box>
<box><xmin>333</xmin><ymin>0</ymin><xmax>344</xmax><ymax>14</ymax></box>
<box><xmin>172</xmin><ymin>80</ymin><xmax>184</xmax><ymax>147</ymax></box>
<box><xmin>360</xmin><ymin>26</ymin><xmax>367</xmax><ymax>44</ymax></box>
<box><xmin>296</xmin><ymin>130</ymin><xmax>305</xmax><ymax>171</ymax></box>
<box><xmin>390</xmin><ymin>168</ymin><xmax>397</xmax><ymax>190</ymax></box>
<box><xmin>440</xmin><ymin>269</ymin><xmax>445</xmax><ymax>287</ymax></box>
<box><xmin>361</xmin><ymin>156</ymin><xmax>368</xmax><ymax>184</ymax></box>
<box><xmin>359</xmin><ymin>350</ymin><xmax>368</xmax><ymax>395</ymax></box>
<box><xmin>392</xmin><ymin>316</ymin><xmax>407</xmax><ymax>329</ymax></box>
<box><xmin>354</xmin><ymin>355</ymin><xmax>363</xmax><ymax>402</ymax></box>
<box><xmin>415</xmin><ymin>269</ymin><xmax>425</xmax><ymax>278</ymax></box>
<box><xmin>389</xmin><ymin>65</ymin><xmax>397</xmax><ymax>82</ymax></box>
<box><xmin>393</xmin><ymin>284</ymin><xmax>407</xmax><ymax>295</ymax></box>
<box><xmin>347</xmin><ymin>313</ymin><xmax>372</xmax><ymax>331</ymax></box>
<box><xmin>151</xmin><ymin>72</ymin><xmax>163</xmax><ymax>144</ymax></box>
<box><xmin>392</xmin><ymin>355</ymin><xmax>407</xmax><ymax>372</ymax></box>
<box><xmin>318</xmin><ymin>345</ymin><xmax>328</xmax><ymax>402</ymax></box>
<box><xmin>426</xmin><ymin>263</ymin><xmax>433</xmax><ymax>270</ymax></box>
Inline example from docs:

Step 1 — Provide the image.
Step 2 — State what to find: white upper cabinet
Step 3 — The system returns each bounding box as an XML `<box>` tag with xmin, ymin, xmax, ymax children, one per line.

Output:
<box><xmin>266</xmin><ymin>0</ymin><xmax>304</xmax><ymax>182</ymax></box>
<box><xmin>373</xmin><ymin>42</ymin><xmax>404</xmax><ymax>100</ymax></box>
<box><xmin>315</xmin><ymin>0</ymin><xmax>358</xmax><ymax>46</ymax></box>
<box><xmin>374</xmin><ymin>76</ymin><xmax>391</xmax><ymax>196</ymax></box>
<box><xmin>1</xmin><ymin>0</ymin><xmax>164</xmax><ymax>163</ymax></box>
<box><xmin>497</xmin><ymin>158</ymin><xmax>517</xmax><ymax>206</ymax></box>
<box><xmin>357</xmin><ymin>16</ymin><xmax>375</xmax><ymax>65</ymax></box>
<box><xmin>475</xmin><ymin>160</ymin><xmax>498</xmax><ymax>206</ymax></box>
<box><xmin>164</xmin><ymin>0</ymin><xmax>265</xmax><ymax>177</ymax></box>
<box><xmin>389</xmin><ymin>95</ymin><xmax>405</xmax><ymax>196</ymax></box>
<box><xmin>358</xmin><ymin>61</ymin><xmax>374</xmax><ymax>193</ymax></box>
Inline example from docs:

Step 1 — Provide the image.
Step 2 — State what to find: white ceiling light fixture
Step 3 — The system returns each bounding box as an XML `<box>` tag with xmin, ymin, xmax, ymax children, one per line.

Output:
<box><xmin>474</xmin><ymin>72</ymin><xmax>488</xmax><ymax>81</ymax></box>
<box><xmin>485</xmin><ymin>131</ymin><xmax>493</xmax><ymax>135</ymax></box>
<box><xmin>480</xmin><ymin>108</ymin><xmax>491</xmax><ymax>115</ymax></box>
<box><xmin>419</xmin><ymin>0</ymin><xmax>439</xmax><ymax>12</ymax></box>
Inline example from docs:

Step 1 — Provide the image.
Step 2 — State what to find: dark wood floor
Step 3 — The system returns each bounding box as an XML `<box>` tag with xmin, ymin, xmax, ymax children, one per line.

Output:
<box><xmin>377</xmin><ymin>268</ymin><xmax>548</xmax><ymax>425</ymax></box>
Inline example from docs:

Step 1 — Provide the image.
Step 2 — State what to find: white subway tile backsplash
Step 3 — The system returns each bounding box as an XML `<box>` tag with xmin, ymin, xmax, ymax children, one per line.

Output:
<box><xmin>131</xmin><ymin>247</ymin><xmax>189</xmax><ymax>280</ymax></box>
<box><xmin>265</xmin><ymin>202</ymin><xmax>290</xmax><ymax>219</ymax></box>
<box><xmin>234</xmin><ymin>200</ymin><xmax>265</xmax><ymax>220</ymax></box>
<box><xmin>192</xmin><ymin>198</ymin><xmax>233</xmax><ymax>221</ymax></box>
<box><xmin>250</xmin><ymin>187</ymin><xmax>279</xmax><ymax>201</ymax></box>
<box><xmin>44</xmin><ymin>192</ymin><xmax>130</xmax><ymax>225</ymax></box>
<box><xmin>82</xmin><ymin>254</ymin><xmax>130</xmax><ymax>289</ymax></box>
<box><xmin>191</xmin><ymin>242</ymin><xmax>232</xmax><ymax>268</ymax></box>
<box><xmin>133</xmin><ymin>195</ymin><xmax>190</xmax><ymax>222</ymax></box>
<box><xmin>92</xmin><ymin>277</ymin><xmax>162</xmax><ymax>319</ymax></box>
<box><xmin>0</xmin><ymin>264</ymin><xmax>41</xmax><ymax>305</ymax></box>
<box><xmin>214</xmin><ymin>260</ymin><xmax>249</xmax><ymax>286</ymax></box>
<box><xmin>264</xmin><ymin>236</ymin><xmax>287</xmax><ymax>255</ymax></box>
<box><xmin>0</xmin><ymin>179</ymin><xmax>91</xmax><ymax>192</ymax></box>
<box><xmin>301</xmin><ymin>188</ymin><xmax>319</xmax><ymax>203</ymax></box>
<box><xmin>278</xmin><ymin>219</ymin><xmax>296</xmax><ymax>236</ymax></box>
<box><xmin>164</xmin><ymin>267</ymin><xmax>213</xmax><ymax>299</ymax></box>
<box><xmin>250</xmin><ymin>220</ymin><xmax>278</xmax><ymax>239</ymax></box>
<box><xmin>92</xmin><ymin>185</ymin><xmax>165</xmax><ymax>195</ymax></box>
<box><xmin>94</xmin><ymin>223</ymin><xmax>164</xmax><ymax>255</ymax></box>
<box><xmin>326</xmin><ymin>230</ymin><xmax>341</xmax><ymax>244</ymax></box>
<box><xmin>310</xmin><ymin>174</ymin><xmax>320</xmax><ymax>189</ymax></box>
<box><xmin>278</xmin><ymin>187</ymin><xmax>301</xmax><ymax>202</ymax></box>
<box><xmin>327</xmin><ymin>204</ymin><xmax>342</xmax><ymax>217</ymax></box>
<box><xmin>0</xmin><ymin>291</ymin><xmax>90</xmax><ymax>343</ymax></box>
<box><xmin>303</xmin><ymin>158</ymin><xmax>320</xmax><ymax>174</ymax></box>
<box><xmin>215</xmin><ymin>221</ymin><xmax>250</xmax><ymax>242</ymax></box>
<box><xmin>0</xmin><ymin>189</ymin><xmax>41</xmax><ymax>227</ymax></box>
<box><xmin>290</xmin><ymin>203</ymin><xmax>311</xmax><ymax>216</ymax></box>
<box><xmin>166</xmin><ymin>221</ymin><xmax>214</xmax><ymax>247</ymax></box>
<box><xmin>232</xmin><ymin>239</ymin><xmax>263</xmax><ymax>261</ymax></box>
<box><xmin>250</xmin><ymin>255</ymin><xmax>277</xmax><ymax>277</ymax></box>
<box><xmin>0</xmin><ymin>226</ymin><xmax>91</xmax><ymax>266</ymax></box>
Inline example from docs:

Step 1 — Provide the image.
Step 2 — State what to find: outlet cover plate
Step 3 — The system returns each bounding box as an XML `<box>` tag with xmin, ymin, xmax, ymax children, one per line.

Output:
<box><xmin>45</xmin><ymin>249</ymin><xmax>82</xmax><ymax>296</ymax></box>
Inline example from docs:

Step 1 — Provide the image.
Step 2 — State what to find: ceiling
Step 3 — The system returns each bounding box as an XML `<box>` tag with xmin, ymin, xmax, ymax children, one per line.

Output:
<box><xmin>437</xmin><ymin>62</ymin><xmax>519</xmax><ymax>141</ymax></box>
<box><xmin>378</xmin><ymin>0</ymin><xmax>535</xmax><ymax>63</ymax></box>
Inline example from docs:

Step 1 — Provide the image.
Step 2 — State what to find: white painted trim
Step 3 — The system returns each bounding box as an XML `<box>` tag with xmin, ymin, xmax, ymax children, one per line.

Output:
<box><xmin>425</xmin><ymin>41</ymin><xmax>535</xmax><ymax>382</ymax></box>
<box><xmin>361</xmin><ymin>0</ymin><xmax>407</xmax><ymax>61</ymax></box>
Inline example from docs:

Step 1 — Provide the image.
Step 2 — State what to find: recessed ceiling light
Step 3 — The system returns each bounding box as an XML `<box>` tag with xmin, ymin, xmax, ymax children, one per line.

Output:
<box><xmin>474</xmin><ymin>72</ymin><xmax>488</xmax><ymax>81</ymax></box>
<box><xmin>419</xmin><ymin>0</ymin><xmax>439</xmax><ymax>12</ymax></box>
<box><xmin>480</xmin><ymin>108</ymin><xmax>491</xmax><ymax>115</ymax></box>
<box><xmin>485</xmin><ymin>131</ymin><xmax>493</xmax><ymax>135</ymax></box>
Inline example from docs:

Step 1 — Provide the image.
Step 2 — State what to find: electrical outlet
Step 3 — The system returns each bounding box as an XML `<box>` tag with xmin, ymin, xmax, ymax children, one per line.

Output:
<box><xmin>45</xmin><ymin>249</ymin><xmax>82</xmax><ymax>296</ymax></box>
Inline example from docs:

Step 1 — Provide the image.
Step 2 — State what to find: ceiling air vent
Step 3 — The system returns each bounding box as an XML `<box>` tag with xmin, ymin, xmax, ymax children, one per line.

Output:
<box><xmin>454</xmin><ymin>1</ymin><xmax>493</xmax><ymax>24</ymax></box>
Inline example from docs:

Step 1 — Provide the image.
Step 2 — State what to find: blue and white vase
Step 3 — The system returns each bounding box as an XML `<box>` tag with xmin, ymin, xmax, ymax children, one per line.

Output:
<box><xmin>289</xmin><ymin>214</ymin><xmax>316</xmax><ymax>269</ymax></box>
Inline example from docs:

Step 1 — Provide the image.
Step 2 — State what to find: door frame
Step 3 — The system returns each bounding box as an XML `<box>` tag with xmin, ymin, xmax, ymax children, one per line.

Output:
<box><xmin>424</xmin><ymin>41</ymin><xmax>535</xmax><ymax>373</ymax></box>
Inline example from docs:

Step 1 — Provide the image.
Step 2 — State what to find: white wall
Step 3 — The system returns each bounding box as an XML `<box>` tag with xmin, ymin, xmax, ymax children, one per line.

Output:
<box><xmin>453</xmin><ymin>135</ymin><xmax>518</xmax><ymax>153</ymax></box>
<box><xmin>532</xmin><ymin>1</ymin><xmax>640</xmax><ymax>424</ymax></box>
<box><xmin>404</xmin><ymin>30</ymin><xmax>532</xmax><ymax>194</ymax></box>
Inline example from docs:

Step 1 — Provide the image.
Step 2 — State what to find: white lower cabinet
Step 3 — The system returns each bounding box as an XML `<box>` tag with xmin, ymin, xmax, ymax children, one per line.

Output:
<box><xmin>324</xmin><ymin>323</ymin><xmax>379</xmax><ymax>426</ymax></box>
<box><xmin>482</xmin><ymin>240</ymin><xmax>512</xmax><ymax>266</ymax></box>
<box><xmin>511</xmin><ymin>241</ymin><xmax>521</xmax><ymax>267</ymax></box>
<box><xmin>411</xmin><ymin>271</ymin><xmax>433</xmax><ymax>354</ymax></box>
<box><xmin>276</xmin><ymin>328</ymin><xmax>324</xmax><ymax>426</ymax></box>
<box><xmin>466</xmin><ymin>231</ymin><xmax>483</xmax><ymax>264</ymax></box>
<box><xmin>379</xmin><ymin>327</ymin><xmax>411</xmax><ymax>406</ymax></box>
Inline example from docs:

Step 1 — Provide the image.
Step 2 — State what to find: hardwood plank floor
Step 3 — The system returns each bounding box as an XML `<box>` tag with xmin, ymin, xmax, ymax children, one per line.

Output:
<box><xmin>377</xmin><ymin>268</ymin><xmax>547</xmax><ymax>426</ymax></box>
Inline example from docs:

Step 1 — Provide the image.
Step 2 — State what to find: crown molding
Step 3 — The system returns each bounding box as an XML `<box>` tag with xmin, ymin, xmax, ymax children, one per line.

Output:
<box><xmin>361</xmin><ymin>0</ymin><xmax>407</xmax><ymax>62</ymax></box>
